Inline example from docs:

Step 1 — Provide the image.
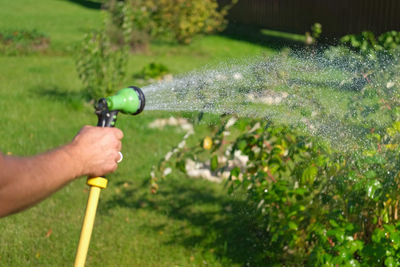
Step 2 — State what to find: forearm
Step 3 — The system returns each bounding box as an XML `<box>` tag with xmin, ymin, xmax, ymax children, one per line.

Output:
<box><xmin>0</xmin><ymin>144</ymin><xmax>82</xmax><ymax>217</ymax></box>
<box><xmin>0</xmin><ymin>125</ymin><xmax>123</xmax><ymax>218</ymax></box>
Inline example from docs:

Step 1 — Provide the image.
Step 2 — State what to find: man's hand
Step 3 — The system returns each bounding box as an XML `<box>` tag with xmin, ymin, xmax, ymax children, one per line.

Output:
<box><xmin>0</xmin><ymin>126</ymin><xmax>124</xmax><ymax>217</ymax></box>
<box><xmin>67</xmin><ymin>126</ymin><xmax>124</xmax><ymax>177</ymax></box>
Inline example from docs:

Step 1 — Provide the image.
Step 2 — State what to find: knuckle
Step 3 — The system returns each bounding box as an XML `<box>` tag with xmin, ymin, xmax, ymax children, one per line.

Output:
<box><xmin>114</xmin><ymin>128</ymin><xmax>124</xmax><ymax>139</ymax></box>
<box><xmin>82</xmin><ymin>125</ymin><xmax>92</xmax><ymax>131</ymax></box>
<box><xmin>116</xmin><ymin>141</ymin><xmax>122</xmax><ymax>150</ymax></box>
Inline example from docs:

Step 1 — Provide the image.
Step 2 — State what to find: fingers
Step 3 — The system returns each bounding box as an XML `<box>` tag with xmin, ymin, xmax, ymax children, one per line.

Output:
<box><xmin>112</xmin><ymin>128</ymin><xmax>124</xmax><ymax>140</ymax></box>
<box><xmin>72</xmin><ymin>125</ymin><xmax>125</xmax><ymax>177</ymax></box>
<box><xmin>115</xmin><ymin>141</ymin><xmax>122</xmax><ymax>151</ymax></box>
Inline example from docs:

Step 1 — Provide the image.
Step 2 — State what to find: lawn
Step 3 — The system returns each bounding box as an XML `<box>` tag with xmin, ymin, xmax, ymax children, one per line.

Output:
<box><xmin>0</xmin><ymin>0</ymin><xmax>286</xmax><ymax>266</ymax></box>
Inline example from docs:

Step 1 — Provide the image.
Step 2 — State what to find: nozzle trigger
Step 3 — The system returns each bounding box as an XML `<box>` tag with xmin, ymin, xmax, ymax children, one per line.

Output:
<box><xmin>95</xmin><ymin>98</ymin><xmax>119</xmax><ymax>128</ymax></box>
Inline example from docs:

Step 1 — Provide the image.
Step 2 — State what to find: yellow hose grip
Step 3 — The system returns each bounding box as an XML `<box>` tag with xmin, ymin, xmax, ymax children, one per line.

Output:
<box><xmin>87</xmin><ymin>177</ymin><xmax>108</xmax><ymax>189</ymax></box>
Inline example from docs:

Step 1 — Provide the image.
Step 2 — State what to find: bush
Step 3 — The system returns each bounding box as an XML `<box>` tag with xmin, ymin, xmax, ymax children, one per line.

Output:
<box><xmin>106</xmin><ymin>0</ymin><xmax>237</xmax><ymax>45</ymax></box>
<box><xmin>305</xmin><ymin>22</ymin><xmax>322</xmax><ymax>46</ymax></box>
<box><xmin>148</xmin><ymin>0</ymin><xmax>235</xmax><ymax>44</ymax></box>
<box><xmin>106</xmin><ymin>0</ymin><xmax>151</xmax><ymax>51</ymax></box>
<box><xmin>133</xmin><ymin>62</ymin><xmax>170</xmax><ymax>81</ymax></box>
<box><xmin>340</xmin><ymin>30</ymin><xmax>400</xmax><ymax>60</ymax></box>
<box><xmin>0</xmin><ymin>29</ymin><xmax>49</xmax><ymax>55</ymax></box>
<box><xmin>323</xmin><ymin>33</ymin><xmax>400</xmax><ymax>93</ymax></box>
<box><xmin>75</xmin><ymin>29</ymin><xmax>127</xmax><ymax>100</ymax></box>
<box><xmin>158</xmin><ymin>115</ymin><xmax>400</xmax><ymax>265</ymax></box>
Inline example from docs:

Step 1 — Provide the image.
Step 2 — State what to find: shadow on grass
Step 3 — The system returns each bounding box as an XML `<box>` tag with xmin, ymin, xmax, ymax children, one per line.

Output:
<box><xmin>220</xmin><ymin>23</ymin><xmax>306</xmax><ymax>51</ymax></box>
<box><xmin>64</xmin><ymin>0</ymin><xmax>102</xmax><ymax>9</ymax></box>
<box><xmin>32</xmin><ymin>85</ymin><xmax>90</xmax><ymax>110</ymax></box>
<box><xmin>103</xmin><ymin>176</ymin><xmax>268</xmax><ymax>266</ymax></box>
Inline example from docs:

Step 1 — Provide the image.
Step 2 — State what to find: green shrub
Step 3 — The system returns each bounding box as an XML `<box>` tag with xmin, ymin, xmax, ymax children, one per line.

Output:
<box><xmin>311</xmin><ymin>23</ymin><xmax>322</xmax><ymax>40</ymax></box>
<box><xmin>106</xmin><ymin>0</ymin><xmax>151</xmax><ymax>51</ymax></box>
<box><xmin>305</xmin><ymin>22</ymin><xmax>322</xmax><ymax>45</ymax></box>
<box><xmin>324</xmin><ymin>33</ymin><xmax>400</xmax><ymax>93</ymax></box>
<box><xmin>149</xmin><ymin>0</ymin><xmax>236</xmax><ymax>44</ymax></box>
<box><xmin>231</xmin><ymin>118</ymin><xmax>400</xmax><ymax>264</ymax></box>
<box><xmin>0</xmin><ymin>29</ymin><xmax>49</xmax><ymax>55</ymax></box>
<box><xmin>75</xmin><ymin>29</ymin><xmax>127</xmax><ymax>100</ymax></box>
<box><xmin>106</xmin><ymin>0</ymin><xmax>237</xmax><ymax>45</ymax></box>
<box><xmin>133</xmin><ymin>62</ymin><xmax>170</xmax><ymax>81</ymax></box>
<box><xmin>340</xmin><ymin>30</ymin><xmax>400</xmax><ymax>59</ymax></box>
<box><xmin>153</xmin><ymin>110</ymin><xmax>400</xmax><ymax>265</ymax></box>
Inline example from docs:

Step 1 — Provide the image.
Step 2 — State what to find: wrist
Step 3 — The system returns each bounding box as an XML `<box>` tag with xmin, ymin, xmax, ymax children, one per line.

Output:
<box><xmin>63</xmin><ymin>142</ymin><xmax>86</xmax><ymax>178</ymax></box>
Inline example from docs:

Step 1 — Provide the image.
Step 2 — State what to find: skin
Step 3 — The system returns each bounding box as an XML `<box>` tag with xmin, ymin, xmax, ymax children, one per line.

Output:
<box><xmin>0</xmin><ymin>126</ymin><xmax>123</xmax><ymax>218</ymax></box>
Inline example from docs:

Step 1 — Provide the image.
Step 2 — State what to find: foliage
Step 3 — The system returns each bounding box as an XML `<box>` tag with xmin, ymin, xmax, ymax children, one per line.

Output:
<box><xmin>340</xmin><ymin>30</ymin><xmax>400</xmax><ymax>59</ymax></box>
<box><xmin>305</xmin><ymin>22</ymin><xmax>322</xmax><ymax>46</ymax></box>
<box><xmin>133</xmin><ymin>62</ymin><xmax>170</xmax><ymax>80</ymax></box>
<box><xmin>326</xmin><ymin>44</ymin><xmax>400</xmax><ymax>128</ymax></box>
<box><xmin>75</xmin><ymin>29</ymin><xmax>127</xmax><ymax>100</ymax></box>
<box><xmin>106</xmin><ymin>0</ymin><xmax>151</xmax><ymax>51</ymax></box>
<box><xmin>0</xmin><ymin>29</ymin><xmax>49</xmax><ymax>55</ymax></box>
<box><xmin>311</xmin><ymin>23</ymin><xmax>322</xmax><ymax>40</ymax></box>
<box><xmin>156</xmin><ymin>109</ymin><xmax>400</xmax><ymax>265</ymax></box>
<box><xmin>227</xmin><ymin>122</ymin><xmax>335</xmax><ymax>264</ymax></box>
<box><xmin>106</xmin><ymin>0</ymin><xmax>237</xmax><ymax>45</ymax></box>
<box><xmin>323</xmin><ymin>31</ymin><xmax>400</xmax><ymax>95</ymax></box>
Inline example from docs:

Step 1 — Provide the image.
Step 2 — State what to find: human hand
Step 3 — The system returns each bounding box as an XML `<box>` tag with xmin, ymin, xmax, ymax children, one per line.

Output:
<box><xmin>67</xmin><ymin>125</ymin><xmax>124</xmax><ymax>177</ymax></box>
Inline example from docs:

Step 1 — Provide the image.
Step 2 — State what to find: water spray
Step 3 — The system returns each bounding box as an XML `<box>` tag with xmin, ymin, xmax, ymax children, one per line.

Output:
<box><xmin>74</xmin><ymin>86</ymin><xmax>145</xmax><ymax>267</ymax></box>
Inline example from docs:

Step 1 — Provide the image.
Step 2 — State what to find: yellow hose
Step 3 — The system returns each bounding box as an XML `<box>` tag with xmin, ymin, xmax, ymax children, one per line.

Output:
<box><xmin>74</xmin><ymin>177</ymin><xmax>108</xmax><ymax>267</ymax></box>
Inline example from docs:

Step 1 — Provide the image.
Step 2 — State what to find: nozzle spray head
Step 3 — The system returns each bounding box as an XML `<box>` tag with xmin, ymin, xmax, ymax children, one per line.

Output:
<box><xmin>95</xmin><ymin>86</ymin><xmax>145</xmax><ymax>127</ymax></box>
<box><xmin>106</xmin><ymin>86</ymin><xmax>145</xmax><ymax>115</ymax></box>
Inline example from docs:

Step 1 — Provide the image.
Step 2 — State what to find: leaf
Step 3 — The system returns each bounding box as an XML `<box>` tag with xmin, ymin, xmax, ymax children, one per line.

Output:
<box><xmin>348</xmin><ymin>240</ymin><xmax>363</xmax><ymax>253</ymax></box>
<box><xmin>348</xmin><ymin>259</ymin><xmax>361</xmax><ymax>267</ymax></box>
<box><xmin>235</xmin><ymin>120</ymin><xmax>249</xmax><ymax>131</ymax></box>
<box><xmin>364</xmin><ymin>170</ymin><xmax>377</xmax><ymax>179</ymax></box>
<box><xmin>288</xmin><ymin>221</ymin><xmax>298</xmax><ymax>230</ymax></box>
<box><xmin>366</xmin><ymin>179</ymin><xmax>382</xmax><ymax>199</ymax></box>
<box><xmin>210</xmin><ymin>155</ymin><xmax>218</xmax><ymax>171</ymax></box>
<box><xmin>230</xmin><ymin>167</ymin><xmax>241</xmax><ymax>178</ymax></box>
<box><xmin>329</xmin><ymin>219</ymin><xmax>339</xmax><ymax>228</ymax></box>
<box><xmin>237</xmin><ymin>140</ymin><xmax>247</xmax><ymax>151</ymax></box>
<box><xmin>385</xmin><ymin>256</ymin><xmax>395</xmax><ymax>267</ymax></box>
<box><xmin>345</xmin><ymin>223</ymin><xmax>354</xmax><ymax>231</ymax></box>
<box><xmin>176</xmin><ymin>160</ymin><xmax>186</xmax><ymax>173</ymax></box>
<box><xmin>45</xmin><ymin>229</ymin><xmax>53</xmax><ymax>238</ymax></box>
<box><xmin>372</xmin><ymin>228</ymin><xmax>385</xmax><ymax>243</ymax></box>
<box><xmin>294</xmin><ymin>188</ymin><xmax>307</xmax><ymax>196</ymax></box>
<box><xmin>302</xmin><ymin>166</ymin><xmax>318</xmax><ymax>184</ymax></box>
<box><xmin>393</xmin><ymin>121</ymin><xmax>400</xmax><ymax>132</ymax></box>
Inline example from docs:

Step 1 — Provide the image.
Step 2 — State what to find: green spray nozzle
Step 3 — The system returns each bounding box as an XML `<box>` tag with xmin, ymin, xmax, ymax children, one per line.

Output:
<box><xmin>95</xmin><ymin>86</ymin><xmax>145</xmax><ymax>127</ymax></box>
<box><xmin>106</xmin><ymin>86</ymin><xmax>145</xmax><ymax>115</ymax></box>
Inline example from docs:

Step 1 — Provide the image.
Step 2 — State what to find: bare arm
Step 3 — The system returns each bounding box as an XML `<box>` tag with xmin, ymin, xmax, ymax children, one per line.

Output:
<box><xmin>0</xmin><ymin>126</ymin><xmax>123</xmax><ymax>217</ymax></box>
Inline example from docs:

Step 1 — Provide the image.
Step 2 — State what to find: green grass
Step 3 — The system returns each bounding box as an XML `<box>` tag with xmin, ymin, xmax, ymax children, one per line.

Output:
<box><xmin>0</xmin><ymin>0</ymin><xmax>102</xmax><ymax>51</ymax></box>
<box><xmin>0</xmin><ymin>0</ymin><xmax>279</xmax><ymax>266</ymax></box>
